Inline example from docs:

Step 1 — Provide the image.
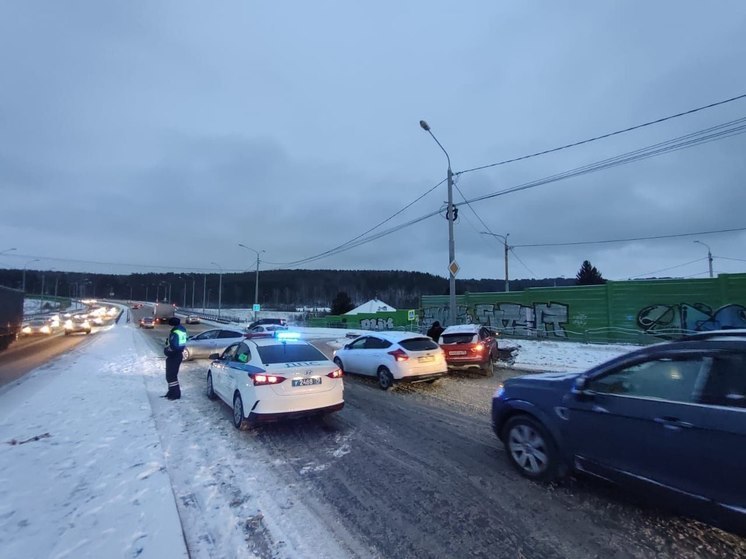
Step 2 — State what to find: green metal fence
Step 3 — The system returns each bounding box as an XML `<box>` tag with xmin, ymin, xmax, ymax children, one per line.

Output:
<box><xmin>421</xmin><ymin>273</ymin><xmax>746</xmax><ymax>344</ymax></box>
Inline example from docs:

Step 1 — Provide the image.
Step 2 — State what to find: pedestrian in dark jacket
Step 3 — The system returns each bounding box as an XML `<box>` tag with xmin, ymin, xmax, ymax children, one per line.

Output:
<box><xmin>427</xmin><ymin>321</ymin><xmax>444</xmax><ymax>342</ymax></box>
<box><xmin>163</xmin><ymin>317</ymin><xmax>188</xmax><ymax>400</ymax></box>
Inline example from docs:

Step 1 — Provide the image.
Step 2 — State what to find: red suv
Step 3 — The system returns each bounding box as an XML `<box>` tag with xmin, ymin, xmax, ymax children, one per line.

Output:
<box><xmin>438</xmin><ymin>324</ymin><xmax>498</xmax><ymax>376</ymax></box>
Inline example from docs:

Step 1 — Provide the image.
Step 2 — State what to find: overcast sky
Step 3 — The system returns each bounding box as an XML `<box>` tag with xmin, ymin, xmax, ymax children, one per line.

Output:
<box><xmin>1</xmin><ymin>1</ymin><xmax>745</xmax><ymax>283</ymax></box>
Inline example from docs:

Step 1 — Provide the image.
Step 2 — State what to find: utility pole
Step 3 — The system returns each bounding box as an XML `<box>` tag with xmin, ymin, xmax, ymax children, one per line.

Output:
<box><xmin>211</xmin><ymin>263</ymin><xmax>223</xmax><ymax>319</ymax></box>
<box><xmin>694</xmin><ymin>240</ymin><xmax>714</xmax><ymax>278</ymax></box>
<box><xmin>481</xmin><ymin>232</ymin><xmax>510</xmax><ymax>292</ymax></box>
<box><xmin>420</xmin><ymin>120</ymin><xmax>457</xmax><ymax>326</ymax></box>
<box><xmin>202</xmin><ymin>274</ymin><xmax>207</xmax><ymax>313</ymax></box>
<box><xmin>191</xmin><ymin>277</ymin><xmax>196</xmax><ymax>308</ymax></box>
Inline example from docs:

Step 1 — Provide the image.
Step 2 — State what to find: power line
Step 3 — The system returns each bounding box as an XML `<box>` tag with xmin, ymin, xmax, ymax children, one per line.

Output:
<box><xmin>717</xmin><ymin>256</ymin><xmax>746</xmax><ymax>263</ymax></box>
<box><xmin>508</xmin><ymin>247</ymin><xmax>537</xmax><ymax>277</ymax></box>
<box><xmin>513</xmin><ymin>226</ymin><xmax>746</xmax><ymax>248</ymax></box>
<box><xmin>266</xmin><ymin>178</ymin><xmax>446</xmax><ymax>267</ymax></box>
<box><xmin>457</xmin><ymin>117</ymin><xmax>746</xmax><ymax>207</ymax></box>
<box><xmin>629</xmin><ymin>257</ymin><xmax>708</xmax><ymax>279</ymax></box>
<box><xmin>268</xmin><ymin>117</ymin><xmax>746</xmax><ymax>267</ymax></box>
<box><xmin>272</xmin><ymin>96</ymin><xmax>746</xmax><ymax>269</ymax></box>
<box><xmin>456</xmin><ymin>92</ymin><xmax>746</xmax><ymax>176</ymax></box>
<box><xmin>453</xmin><ymin>179</ymin><xmax>496</xmax><ymax>241</ymax></box>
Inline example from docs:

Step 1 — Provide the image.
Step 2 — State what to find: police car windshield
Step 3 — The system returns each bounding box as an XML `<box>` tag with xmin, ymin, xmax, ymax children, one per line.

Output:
<box><xmin>257</xmin><ymin>344</ymin><xmax>327</xmax><ymax>364</ymax></box>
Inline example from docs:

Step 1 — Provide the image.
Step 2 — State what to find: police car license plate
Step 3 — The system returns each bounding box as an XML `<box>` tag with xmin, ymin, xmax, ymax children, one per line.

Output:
<box><xmin>292</xmin><ymin>377</ymin><xmax>321</xmax><ymax>387</ymax></box>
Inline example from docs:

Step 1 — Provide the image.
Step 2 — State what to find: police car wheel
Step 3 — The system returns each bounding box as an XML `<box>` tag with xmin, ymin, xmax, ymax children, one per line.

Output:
<box><xmin>206</xmin><ymin>371</ymin><xmax>217</xmax><ymax>400</ymax></box>
<box><xmin>232</xmin><ymin>392</ymin><xmax>250</xmax><ymax>430</ymax></box>
<box><xmin>182</xmin><ymin>348</ymin><xmax>190</xmax><ymax>361</ymax></box>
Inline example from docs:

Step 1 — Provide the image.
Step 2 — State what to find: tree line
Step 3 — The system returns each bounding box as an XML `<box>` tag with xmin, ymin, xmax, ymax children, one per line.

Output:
<box><xmin>0</xmin><ymin>268</ymin><xmax>589</xmax><ymax>309</ymax></box>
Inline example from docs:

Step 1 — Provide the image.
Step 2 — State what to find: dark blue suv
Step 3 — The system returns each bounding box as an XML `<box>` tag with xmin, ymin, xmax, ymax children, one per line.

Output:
<box><xmin>491</xmin><ymin>330</ymin><xmax>746</xmax><ymax>535</ymax></box>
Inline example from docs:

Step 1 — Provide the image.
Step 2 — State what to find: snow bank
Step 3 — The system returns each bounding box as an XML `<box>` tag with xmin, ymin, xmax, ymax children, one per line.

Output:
<box><xmin>0</xmin><ymin>322</ymin><xmax>188</xmax><ymax>559</ymax></box>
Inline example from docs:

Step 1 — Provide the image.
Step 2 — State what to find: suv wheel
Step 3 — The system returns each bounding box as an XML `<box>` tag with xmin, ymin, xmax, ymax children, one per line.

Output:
<box><xmin>503</xmin><ymin>415</ymin><xmax>561</xmax><ymax>482</ymax></box>
<box><xmin>377</xmin><ymin>366</ymin><xmax>394</xmax><ymax>391</ymax></box>
<box><xmin>482</xmin><ymin>358</ymin><xmax>494</xmax><ymax>377</ymax></box>
<box><xmin>182</xmin><ymin>348</ymin><xmax>190</xmax><ymax>361</ymax></box>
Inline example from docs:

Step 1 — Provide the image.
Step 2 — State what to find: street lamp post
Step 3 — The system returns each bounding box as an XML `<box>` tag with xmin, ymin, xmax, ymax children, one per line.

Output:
<box><xmin>22</xmin><ymin>258</ymin><xmax>40</xmax><ymax>292</ymax></box>
<box><xmin>420</xmin><ymin>120</ymin><xmax>457</xmax><ymax>326</ymax></box>
<box><xmin>694</xmin><ymin>240</ymin><xmax>714</xmax><ymax>278</ymax></box>
<box><xmin>211</xmin><ymin>262</ymin><xmax>223</xmax><ymax>319</ymax></box>
<box><xmin>238</xmin><ymin>244</ymin><xmax>265</xmax><ymax>318</ymax></box>
<box><xmin>481</xmin><ymin>232</ymin><xmax>510</xmax><ymax>292</ymax></box>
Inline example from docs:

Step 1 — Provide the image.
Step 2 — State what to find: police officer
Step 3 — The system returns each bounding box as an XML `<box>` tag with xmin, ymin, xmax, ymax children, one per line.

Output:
<box><xmin>163</xmin><ymin>317</ymin><xmax>188</xmax><ymax>400</ymax></box>
<box><xmin>426</xmin><ymin>320</ymin><xmax>444</xmax><ymax>342</ymax></box>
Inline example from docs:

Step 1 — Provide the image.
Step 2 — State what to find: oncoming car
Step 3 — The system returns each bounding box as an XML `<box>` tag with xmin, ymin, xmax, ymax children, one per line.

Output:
<box><xmin>244</xmin><ymin>324</ymin><xmax>288</xmax><ymax>339</ymax></box>
<box><xmin>139</xmin><ymin>317</ymin><xmax>155</xmax><ymax>329</ymax></box>
<box><xmin>333</xmin><ymin>331</ymin><xmax>447</xmax><ymax>390</ymax></box>
<box><xmin>64</xmin><ymin>316</ymin><xmax>92</xmax><ymax>335</ymax></box>
<box><xmin>206</xmin><ymin>332</ymin><xmax>344</xmax><ymax>429</ymax></box>
<box><xmin>21</xmin><ymin>319</ymin><xmax>53</xmax><ymax>336</ymax></box>
<box><xmin>185</xmin><ymin>315</ymin><xmax>201</xmax><ymax>324</ymax></box>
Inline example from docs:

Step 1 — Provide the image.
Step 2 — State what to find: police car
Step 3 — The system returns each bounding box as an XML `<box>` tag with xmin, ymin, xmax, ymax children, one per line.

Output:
<box><xmin>206</xmin><ymin>332</ymin><xmax>344</xmax><ymax>429</ymax></box>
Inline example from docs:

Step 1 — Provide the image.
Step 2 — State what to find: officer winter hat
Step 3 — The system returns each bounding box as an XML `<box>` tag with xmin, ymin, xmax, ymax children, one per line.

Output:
<box><xmin>168</xmin><ymin>317</ymin><xmax>181</xmax><ymax>326</ymax></box>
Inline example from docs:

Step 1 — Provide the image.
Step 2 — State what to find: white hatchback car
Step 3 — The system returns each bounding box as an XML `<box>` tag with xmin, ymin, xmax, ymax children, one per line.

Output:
<box><xmin>206</xmin><ymin>334</ymin><xmax>344</xmax><ymax>429</ymax></box>
<box><xmin>333</xmin><ymin>331</ymin><xmax>447</xmax><ymax>390</ymax></box>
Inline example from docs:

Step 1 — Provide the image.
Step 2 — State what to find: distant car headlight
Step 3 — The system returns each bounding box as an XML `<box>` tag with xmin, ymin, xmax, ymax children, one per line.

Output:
<box><xmin>41</xmin><ymin>325</ymin><xmax>50</xmax><ymax>334</ymax></box>
<box><xmin>83</xmin><ymin>321</ymin><xmax>90</xmax><ymax>328</ymax></box>
<box><xmin>22</xmin><ymin>326</ymin><xmax>31</xmax><ymax>334</ymax></box>
<box><xmin>65</xmin><ymin>320</ymin><xmax>73</xmax><ymax>329</ymax></box>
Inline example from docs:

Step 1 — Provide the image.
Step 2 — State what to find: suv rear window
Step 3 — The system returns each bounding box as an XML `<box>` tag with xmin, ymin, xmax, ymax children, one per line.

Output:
<box><xmin>399</xmin><ymin>337</ymin><xmax>439</xmax><ymax>351</ymax></box>
<box><xmin>257</xmin><ymin>343</ymin><xmax>327</xmax><ymax>364</ymax></box>
<box><xmin>441</xmin><ymin>333</ymin><xmax>477</xmax><ymax>344</ymax></box>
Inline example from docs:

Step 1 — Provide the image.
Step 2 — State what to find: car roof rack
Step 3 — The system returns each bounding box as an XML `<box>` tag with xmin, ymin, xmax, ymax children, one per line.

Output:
<box><xmin>677</xmin><ymin>329</ymin><xmax>746</xmax><ymax>341</ymax></box>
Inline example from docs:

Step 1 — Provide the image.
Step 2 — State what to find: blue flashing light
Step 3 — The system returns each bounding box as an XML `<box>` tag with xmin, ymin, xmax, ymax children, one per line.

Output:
<box><xmin>275</xmin><ymin>331</ymin><xmax>301</xmax><ymax>341</ymax></box>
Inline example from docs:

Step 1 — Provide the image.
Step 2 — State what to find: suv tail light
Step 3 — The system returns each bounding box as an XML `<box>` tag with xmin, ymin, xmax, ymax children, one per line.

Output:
<box><xmin>473</xmin><ymin>343</ymin><xmax>485</xmax><ymax>353</ymax></box>
<box><xmin>326</xmin><ymin>369</ymin><xmax>343</xmax><ymax>379</ymax></box>
<box><xmin>388</xmin><ymin>348</ymin><xmax>409</xmax><ymax>362</ymax></box>
<box><xmin>251</xmin><ymin>373</ymin><xmax>286</xmax><ymax>386</ymax></box>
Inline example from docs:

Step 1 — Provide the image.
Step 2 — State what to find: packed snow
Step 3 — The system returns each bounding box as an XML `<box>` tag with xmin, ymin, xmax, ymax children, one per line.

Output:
<box><xmin>0</xmin><ymin>315</ymin><xmax>648</xmax><ymax>558</ymax></box>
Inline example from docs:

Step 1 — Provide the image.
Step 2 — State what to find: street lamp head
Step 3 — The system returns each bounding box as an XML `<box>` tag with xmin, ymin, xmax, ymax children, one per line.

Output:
<box><xmin>419</xmin><ymin>120</ymin><xmax>431</xmax><ymax>131</ymax></box>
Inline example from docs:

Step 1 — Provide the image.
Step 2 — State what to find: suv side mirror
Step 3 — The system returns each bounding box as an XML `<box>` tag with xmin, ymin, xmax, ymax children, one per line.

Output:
<box><xmin>572</xmin><ymin>376</ymin><xmax>594</xmax><ymax>400</ymax></box>
<box><xmin>208</xmin><ymin>352</ymin><xmax>220</xmax><ymax>360</ymax></box>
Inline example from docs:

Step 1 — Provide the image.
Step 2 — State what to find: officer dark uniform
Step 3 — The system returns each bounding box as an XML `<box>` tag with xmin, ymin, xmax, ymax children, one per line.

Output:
<box><xmin>163</xmin><ymin>317</ymin><xmax>188</xmax><ymax>400</ymax></box>
<box><xmin>427</xmin><ymin>321</ymin><xmax>444</xmax><ymax>342</ymax></box>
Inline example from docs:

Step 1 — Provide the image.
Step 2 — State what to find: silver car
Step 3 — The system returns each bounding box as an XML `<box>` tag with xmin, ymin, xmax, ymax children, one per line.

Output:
<box><xmin>182</xmin><ymin>328</ymin><xmax>245</xmax><ymax>361</ymax></box>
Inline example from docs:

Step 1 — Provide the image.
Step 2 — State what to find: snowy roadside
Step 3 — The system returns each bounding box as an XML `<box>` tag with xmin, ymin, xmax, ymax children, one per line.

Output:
<box><xmin>0</xmin><ymin>322</ymin><xmax>188</xmax><ymax>559</ymax></box>
<box><xmin>322</xmin><ymin>333</ymin><xmax>641</xmax><ymax>374</ymax></box>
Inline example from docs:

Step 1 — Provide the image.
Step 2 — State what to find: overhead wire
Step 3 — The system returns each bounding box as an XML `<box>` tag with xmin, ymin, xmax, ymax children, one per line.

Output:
<box><xmin>265</xmin><ymin>178</ymin><xmax>446</xmax><ymax>267</ymax></box>
<box><xmin>274</xmin><ymin>117</ymin><xmax>746</xmax><ymax>267</ymax></box>
<box><xmin>629</xmin><ymin>257</ymin><xmax>708</xmax><ymax>279</ymax></box>
<box><xmin>508</xmin><ymin>247</ymin><xmax>537</xmax><ymax>277</ymax></box>
<box><xmin>272</xmin><ymin>95</ymin><xmax>746</xmax><ymax>269</ymax></box>
<box><xmin>455</xmin><ymin>92</ymin><xmax>746</xmax><ymax>176</ymax></box>
<box><xmin>513</xmin><ymin>226</ymin><xmax>746</xmax><ymax>248</ymax></box>
<box><xmin>457</xmin><ymin>117</ymin><xmax>746</xmax><ymax>207</ymax></box>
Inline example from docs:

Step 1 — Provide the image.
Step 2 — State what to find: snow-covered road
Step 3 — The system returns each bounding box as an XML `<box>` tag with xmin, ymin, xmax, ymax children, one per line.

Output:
<box><xmin>2</xmin><ymin>319</ymin><xmax>744</xmax><ymax>559</ymax></box>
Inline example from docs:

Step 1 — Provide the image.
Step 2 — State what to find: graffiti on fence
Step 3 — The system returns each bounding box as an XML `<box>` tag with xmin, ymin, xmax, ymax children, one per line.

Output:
<box><xmin>359</xmin><ymin>317</ymin><xmax>395</xmax><ymax>330</ymax></box>
<box><xmin>423</xmin><ymin>302</ymin><xmax>569</xmax><ymax>337</ymax></box>
<box><xmin>637</xmin><ymin>303</ymin><xmax>746</xmax><ymax>337</ymax></box>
